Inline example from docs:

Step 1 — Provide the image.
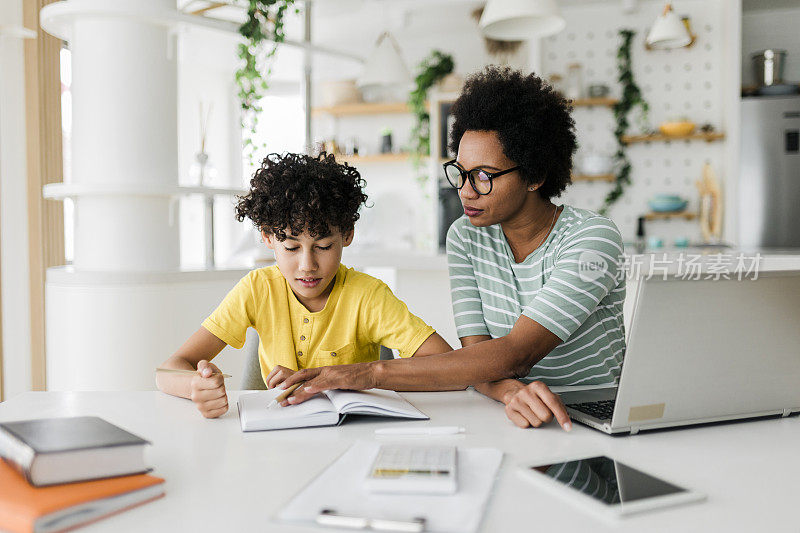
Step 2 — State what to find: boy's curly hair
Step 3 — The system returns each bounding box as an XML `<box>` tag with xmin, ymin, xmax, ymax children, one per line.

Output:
<box><xmin>448</xmin><ymin>66</ymin><xmax>577</xmax><ymax>199</ymax></box>
<box><xmin>235</xmin><ymin>152</ymin><xmax>368</xmax><ymax>241</ymax></box>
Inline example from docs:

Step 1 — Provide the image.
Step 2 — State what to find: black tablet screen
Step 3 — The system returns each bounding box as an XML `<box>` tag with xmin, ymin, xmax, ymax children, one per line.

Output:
<box><xmin>531</xmin><ymin>456</ymin><xmax>686</xmax><ymax>505</ymax></box>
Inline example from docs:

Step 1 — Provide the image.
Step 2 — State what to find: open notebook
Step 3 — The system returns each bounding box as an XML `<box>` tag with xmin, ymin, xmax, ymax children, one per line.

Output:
<box><xmin>237</xmin><ymin>389</ymin><xmax>428</xmax><ymax>432</ymax></box>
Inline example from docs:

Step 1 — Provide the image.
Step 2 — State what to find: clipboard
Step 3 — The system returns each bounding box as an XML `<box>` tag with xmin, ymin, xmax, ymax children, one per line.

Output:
<box><xmin>275</xmin><ymin>441</ymin><xmax>503</xmax><ymax>533</ymax></box>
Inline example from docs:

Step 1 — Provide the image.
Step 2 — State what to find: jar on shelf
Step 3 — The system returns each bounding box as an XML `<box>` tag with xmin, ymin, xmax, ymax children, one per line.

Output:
<box><xmin>344</xmin><ymin>136</ymin><xmax>360</xmax><ymax>156</ymax></box>
<box><xmin>565</xmin><ymin>63</ymin><xmax>584</xmax><ymax>100</ymax></box>
<box><xmin>548</xmin><ymin>73</ymin><xmax>565</xmax><ymax>96</ymax></box>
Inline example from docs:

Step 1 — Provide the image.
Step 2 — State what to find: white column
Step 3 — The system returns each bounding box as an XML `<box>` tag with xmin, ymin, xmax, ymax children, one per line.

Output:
<box><xmin>41</xmin><ymin>0</ymin><xmax>201</xmax><ymax>392</ymax></box>
<box><xmin>54</xmin><ymin>0</ymin><xmax>180</xmax><ymax>271</ymax></box>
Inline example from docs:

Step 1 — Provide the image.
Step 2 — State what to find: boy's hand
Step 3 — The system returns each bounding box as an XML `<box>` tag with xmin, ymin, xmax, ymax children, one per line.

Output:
<box><xmin>190</xmin><ymin>360</ymin><xmax>228</xmax><ymax>418</ymax></box>
<box><xmin>265</xmin><ymin>365</ymin><xmax>296</xmax><ymax>389</ymax></box>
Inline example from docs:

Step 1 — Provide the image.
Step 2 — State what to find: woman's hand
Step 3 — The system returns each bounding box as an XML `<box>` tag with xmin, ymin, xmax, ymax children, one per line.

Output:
<box><xmin>277</xmin><ymin>362</ymin><xmax>378</xmax><ymax>405</ymax></box>
<box><xmin>190</xmin><ymin>360</ymin><xmax>228</xmax><ymax>418</ymax></box>
<box><xmin>497</xmin><ymin>380</ymin><xmax>572</xmax><ymax>431</ymax></box>
<box><xmin>264</xmin><ymin>365</ymin><xmax>296</xmax><ymax>389</ymax></box>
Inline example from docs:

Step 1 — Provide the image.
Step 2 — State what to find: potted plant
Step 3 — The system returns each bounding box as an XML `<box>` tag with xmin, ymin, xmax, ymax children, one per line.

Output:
<box><xmin>236</xmin><ymin>0</ymin><xmax>297</xmax><ymax>162</ymax></box>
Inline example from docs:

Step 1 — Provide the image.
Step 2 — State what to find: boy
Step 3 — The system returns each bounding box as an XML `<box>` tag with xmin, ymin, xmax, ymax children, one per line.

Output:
<box><xmin>156</xmin><ymin>152</ymin><xmax>451</xmax><ymax>418</ymax></box>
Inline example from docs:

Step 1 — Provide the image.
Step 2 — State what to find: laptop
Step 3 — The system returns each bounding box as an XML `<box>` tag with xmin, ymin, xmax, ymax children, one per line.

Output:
<box><xmin>557</xmin><ymin>269</ymin><xmax>800</xmax><ymax>435</ymax></box>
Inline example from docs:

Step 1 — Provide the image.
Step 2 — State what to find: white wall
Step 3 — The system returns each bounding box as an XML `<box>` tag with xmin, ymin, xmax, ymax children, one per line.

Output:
<box><xmin>545</xmin><ymin>0</ymin><xmax>733</xmax><ymax>246</ymax></box>
<box><xmin>0</xmin><ymin>0</ymin><xmax>33</xmax><ymax>400</ymax></box>
<box><xmin>741</xmin><ymin>6</ymin><xmax>800</xmax><ymax>87</ymax></box>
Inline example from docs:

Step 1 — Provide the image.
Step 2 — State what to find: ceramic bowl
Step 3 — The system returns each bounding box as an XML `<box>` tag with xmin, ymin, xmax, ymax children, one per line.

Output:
<box><xmin>659</xmin><ymin>121</ymin><xmax>696</xmax><ymax>137</ymax></box>
<box><xmin>579</xmin><ymin>153</ymin><xmax>614</xmax><ymax>175</ymax></box>
<box><xmin>648</xmin><ymin>195</ymin><xmax>688</xmax><ymax>212</ymax></box>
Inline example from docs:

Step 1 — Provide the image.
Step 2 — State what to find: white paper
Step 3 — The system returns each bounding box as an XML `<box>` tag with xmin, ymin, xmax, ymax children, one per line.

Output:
<box><xmin>277</xmin><ymin>441</ymin><xmax>503</xmax><ymax>533</ymax></box>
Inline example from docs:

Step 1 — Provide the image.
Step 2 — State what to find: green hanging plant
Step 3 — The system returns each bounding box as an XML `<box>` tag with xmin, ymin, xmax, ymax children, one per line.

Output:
<box><xmin>600</xmin><ymin>29</ymin><xmax>650</xmax><ymax>215</ymax></box>
<box><xmin>408</xmin><ymin>50</ymin><xmax>455</xmax><ymax>188</ymax></box>
<box><xmin>235</xmin><ymin>0</ymin><xmax>297</xmax><ymax>163</ymax></box>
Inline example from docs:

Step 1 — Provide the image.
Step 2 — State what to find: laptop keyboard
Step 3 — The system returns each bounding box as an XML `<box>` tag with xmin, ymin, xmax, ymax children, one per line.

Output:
<box><xmin>567</xmin><ymin>399</ymin><xmax>616</xmax><ymax>421</ymax></box>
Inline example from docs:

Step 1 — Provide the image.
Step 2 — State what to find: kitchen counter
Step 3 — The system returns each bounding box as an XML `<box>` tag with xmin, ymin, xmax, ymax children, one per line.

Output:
<box><xmin>340</xmin><ymin>247</ymin><xmax>800</xmax><ymax>274</ymax></box>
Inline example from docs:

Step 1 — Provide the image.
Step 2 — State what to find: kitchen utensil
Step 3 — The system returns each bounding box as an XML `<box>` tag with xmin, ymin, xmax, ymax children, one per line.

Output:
<box><xmin>696</xmin><ymin>163</ymin><xmax>722</xmax><ymax>244</ymax></box>
<box><xmin>752</xmin><ymin>49</ymin><xmax>787</xmax><ymax>87</ymax></box>
<box><xmin>659</xmin><ymin>121</ymin><xmax>696</xmax><ymax>137</ymax></box>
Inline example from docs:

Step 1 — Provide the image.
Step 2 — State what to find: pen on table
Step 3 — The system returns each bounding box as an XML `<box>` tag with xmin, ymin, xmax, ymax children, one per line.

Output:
<box><xmin>155</xmin><ymin>367</ymin><xmax>232</xmax><ymax>378</ymax></box>
<box><xmin>374</xmin><ymin>426</ymin><xmax>466</xmax><ymax>436</ymax></box>
<box><xmin>267</xmin><ymin>382</ymin><xmax>305</xmax><ymax>409</ymax></box>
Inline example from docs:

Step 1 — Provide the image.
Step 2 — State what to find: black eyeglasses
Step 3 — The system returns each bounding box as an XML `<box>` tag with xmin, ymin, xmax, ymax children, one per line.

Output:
<box><xmin>442</xmin><ymin>159</ymin><xmax>521</xmax><ymax>195</ymax></box>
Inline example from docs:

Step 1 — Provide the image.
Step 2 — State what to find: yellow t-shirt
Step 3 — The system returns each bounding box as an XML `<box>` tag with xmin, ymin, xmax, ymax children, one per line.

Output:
<box><xmin>201</xmin><ymin>264</ymin><xmax>435</xmax><ymax>386</ymax></box>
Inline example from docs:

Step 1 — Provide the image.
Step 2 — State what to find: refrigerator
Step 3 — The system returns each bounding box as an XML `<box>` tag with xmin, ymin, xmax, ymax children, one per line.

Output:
<box><xmin>739</xmin><ymin>95</ymin><xmax>800</xmax><ymax>248</ymax></box>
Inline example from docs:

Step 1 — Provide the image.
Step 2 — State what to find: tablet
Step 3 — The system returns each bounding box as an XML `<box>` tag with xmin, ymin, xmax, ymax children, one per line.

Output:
<box><xmin>518</xmin><ymin>456</ymin><xmax>705</xmax><ymax>520</ymax></box>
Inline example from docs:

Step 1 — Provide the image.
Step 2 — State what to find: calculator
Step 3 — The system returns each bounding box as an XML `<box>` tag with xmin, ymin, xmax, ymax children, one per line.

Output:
<box><xmin>365</xmin><ymin>444</ymin><xmax>458</xmax><ymax>495</ymax></box>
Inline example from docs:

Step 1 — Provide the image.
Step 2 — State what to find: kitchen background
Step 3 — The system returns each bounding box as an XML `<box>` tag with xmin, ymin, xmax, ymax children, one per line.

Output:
<box><xmin>163</xmin><ymin>0</ymin><xmax>800</xmax><ymax>266</ymax></box>
<box><xmin>2</xmin><ymin>0</ymin><xmax>799</xmax><ymax>397</ymax></box>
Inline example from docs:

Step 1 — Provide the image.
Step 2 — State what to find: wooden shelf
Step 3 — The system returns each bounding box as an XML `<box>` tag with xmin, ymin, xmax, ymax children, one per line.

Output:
<box><xmin>622</xmin><ymin>132</ymin><xmax>725</xmax><ymax>144</ymax></box>
<box><xmin>644</xmin><ymin>211</ymin><xmax>697</xmax><ymax>221</ymax></box>
<box><xmin>571</xmin><ymin>97</ymin><xmax>618</xmax><ymax>107</ymax></box>
<box><xmin>572</xmin><ymin>173</ymin><xmax>616</xmax><ymax>182</ymax></box>
<box><xmin>312</xmin><ymin>101</ymin><xmax>428</xmax><ymax>117</ymax></box>
<box><xmin>314</xmin><ymin>97</ymin><xmax>615</xmax><ymax>116</ymax></box>
<box><xmin>336</xmin><ymin>153</ymin><xmax>411</xmax><ymax>164</ymax></box>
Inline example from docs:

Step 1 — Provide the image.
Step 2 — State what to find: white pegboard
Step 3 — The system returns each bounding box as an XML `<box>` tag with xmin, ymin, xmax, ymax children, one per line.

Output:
<box><xmin>543</xmin><ymin>0</ymin><xmax>728</xmax><ymax>245</ymax></box>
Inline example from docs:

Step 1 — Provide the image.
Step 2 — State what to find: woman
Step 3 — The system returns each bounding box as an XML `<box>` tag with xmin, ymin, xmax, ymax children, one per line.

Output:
<box><xmin>278</xmin><ymin>66</ymin><xmax>626</xmax><ymax>431</ymax></box>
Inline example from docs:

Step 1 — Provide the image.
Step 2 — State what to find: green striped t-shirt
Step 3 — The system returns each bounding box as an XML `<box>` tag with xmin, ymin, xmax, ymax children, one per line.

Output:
<box><xmin>446</xmin><ymin>205</ymin><xmax>626</xmax><ymax>386</ymax></box>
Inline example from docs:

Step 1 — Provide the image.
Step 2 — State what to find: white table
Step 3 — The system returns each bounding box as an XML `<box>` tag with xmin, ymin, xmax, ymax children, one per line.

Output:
<box><xmin>1</xmin><ymin>390</ymin><xmax>798</xmax><ymax>532</ymax></box>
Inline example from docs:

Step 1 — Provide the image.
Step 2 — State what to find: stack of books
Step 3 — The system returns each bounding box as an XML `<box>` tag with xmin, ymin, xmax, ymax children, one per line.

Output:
<box><xmin>0</xmin><ymin>416</ymin><xmax>164</xmax><ymax>533</ymax></box>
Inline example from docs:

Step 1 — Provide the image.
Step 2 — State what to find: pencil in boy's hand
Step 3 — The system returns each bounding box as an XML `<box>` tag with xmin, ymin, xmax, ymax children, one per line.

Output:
<box><xmin>155</xmin><ymin>367</ymin><xmax>232</xmax><ymax>378</ymax></box>
<box><xmin>267</xmin><ymin>382</ymin><xmax>305</xmax><ymax>409</ymax></box>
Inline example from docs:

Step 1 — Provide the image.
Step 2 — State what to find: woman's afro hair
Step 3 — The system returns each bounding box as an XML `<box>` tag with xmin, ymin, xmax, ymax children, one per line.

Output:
<box><xmin>235</xmin><ymin>152</ymin><xmax>368</xmax><ymax>241</ymax></box>
<box><xmin>448</xmin><ymin>65</ymin><xmax>577</xmax><ymax>199</ymax></box>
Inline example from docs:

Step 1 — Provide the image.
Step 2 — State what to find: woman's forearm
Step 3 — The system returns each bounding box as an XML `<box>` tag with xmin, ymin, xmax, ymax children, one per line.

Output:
<box><xmin>474</xmin><ymin>379</ymin><xmax>525</xmax><ymax>403</ymax></box>
<box><xmin>370</xmin><ymin>334</ymin><xmax>541</xmax><ymax>390</ymax></box>
<box><xmin>369</xmin><ymin>317</ymin><xmax>562</xmax><ymax>391</ymax></box>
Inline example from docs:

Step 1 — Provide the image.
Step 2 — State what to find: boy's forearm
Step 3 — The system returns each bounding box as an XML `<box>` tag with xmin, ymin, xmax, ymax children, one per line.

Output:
<box><xmin>155</xmin><ymin>356</ymin><xmax>197</xmax><ymax>399</ymax></box>
<box><xmin>156</xmin><ymin>327</ymin><xmax>228</xmax><ymax>399</ymax></box>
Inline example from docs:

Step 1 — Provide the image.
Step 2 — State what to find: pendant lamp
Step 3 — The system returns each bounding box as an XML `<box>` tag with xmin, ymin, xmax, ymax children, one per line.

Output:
<box><xmin>479</xmin><ymin>0</ymin><xmax>566</xmax><ymax>41</ymax></box>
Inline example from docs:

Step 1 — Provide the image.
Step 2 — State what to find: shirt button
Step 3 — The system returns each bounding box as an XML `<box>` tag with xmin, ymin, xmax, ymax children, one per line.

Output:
<box><xmin>303</xmin><ymin>318</ymin><xmax>309</xmax><ymax>324</ymax></box>
<box><xmin>297</xmin><ymin>351</ymin><xmax>303</xmax><ymax>356</ymax></box>
<box><xmin>300</xmin><ymin>335</ymin><xmax>306</xmax><ymax>341</ymax></box>
<box><xmin>330</xmin><ymin>352</ymin><xmax>337</xmax><ymax>357</ymax></box>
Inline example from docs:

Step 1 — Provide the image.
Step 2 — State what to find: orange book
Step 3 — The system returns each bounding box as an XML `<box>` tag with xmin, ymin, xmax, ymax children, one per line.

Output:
<box><xmin>0</xmin><ymin>460</ymin><xmax>164</xmax><ymax>533</ymax></box>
